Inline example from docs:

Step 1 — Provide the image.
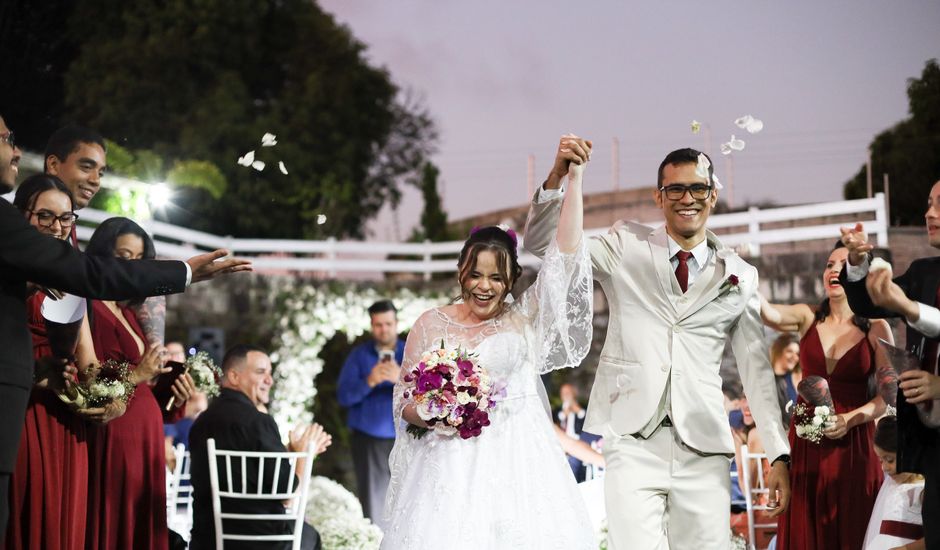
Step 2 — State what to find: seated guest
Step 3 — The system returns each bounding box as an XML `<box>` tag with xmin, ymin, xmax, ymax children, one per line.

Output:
<box><xmin>189</xmin><ymin>345</ymin><xmax>332</xmax><ymax>550</ymax></box>
<box><xmin>863</xmin><ymin>416</ymin><xmax>926</xmax><ymax>550</ymax></box>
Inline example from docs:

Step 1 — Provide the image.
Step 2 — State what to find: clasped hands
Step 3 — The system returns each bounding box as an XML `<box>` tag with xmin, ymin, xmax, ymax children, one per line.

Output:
<box><xmin>544</xmin><ymin>134</ymin><xmax>593</xmax><ymax>190</ymax></box>
<box><xmin>288</xmin><ymin>423</ymin><xmax>333</xmax><ymax>457</ymax></box>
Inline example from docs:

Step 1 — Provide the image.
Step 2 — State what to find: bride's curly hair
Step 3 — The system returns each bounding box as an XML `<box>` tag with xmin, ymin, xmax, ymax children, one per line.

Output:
<box><xmin>456</xmin><ymin>226</ymin><xmax>523</xmax><ymax>304</ymax></box>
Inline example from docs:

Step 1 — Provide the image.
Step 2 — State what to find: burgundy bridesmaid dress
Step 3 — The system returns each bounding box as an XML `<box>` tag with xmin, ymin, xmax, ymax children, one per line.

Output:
<box><xmin>5</xmin><ymin>293</ymin><xmax>89</xmax><ymax>550</ymax></box>
<box><xmin>776</xmin><ymin>322</ymin><xmax>884</xmax><ymax>550</ymax></box>
<box><xmin>85</xmin><ymin>300</ymin><xmax>169</xmax><ymax>550</ymax></box>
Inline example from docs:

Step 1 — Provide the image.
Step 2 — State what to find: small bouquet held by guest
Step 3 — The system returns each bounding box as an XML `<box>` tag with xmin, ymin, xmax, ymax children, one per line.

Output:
<box><xmin>790</xmin><ymin>375</ymin><xmax>836</xmax><ymax>443</ymax></box>
<box><xmin>185</xmin><ymin>351</ymin><xmax>222</xmax><ymax>398</ymax></box>
<box><xmin>59</xmin><ymin>359</ymin><xmax>136</xmax><ymax>409</ymax></box>
<box><xmin>402</xmin><ymin>340</ymin><xmax>501</xmax><ymax>440</ymax></box>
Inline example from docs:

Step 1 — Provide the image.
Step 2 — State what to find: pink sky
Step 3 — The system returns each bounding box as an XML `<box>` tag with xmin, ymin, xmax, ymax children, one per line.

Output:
<box><xmin>318</xmin><ymin>1</ymin><xmax>940</xmax><ymax>240</ymax></box>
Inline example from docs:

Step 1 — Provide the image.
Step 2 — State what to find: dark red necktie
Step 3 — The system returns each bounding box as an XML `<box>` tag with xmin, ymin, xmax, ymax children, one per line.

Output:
<box><xmin>675</xmin><ymin>251</ymin><xmax>692</xmax><ymax>293</ymax></box>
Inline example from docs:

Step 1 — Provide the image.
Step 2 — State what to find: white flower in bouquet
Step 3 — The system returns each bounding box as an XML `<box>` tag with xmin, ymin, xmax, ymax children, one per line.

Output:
<box><xmin>814</xmin><ymin>405</ymin><xmax>830</xmax><ymax>417</ymax></box>
<box><xmin>186</xmin><ymin>351</ymin><xmax>222</xmax><ymax>398</ymax></box>
<box><xmin>812</xmin><ymin>415</ymin><xmax>824</xmax><ymax>426</ymax></box>
<box><xmin>317</xmin><ymin>515</ymin><xmax>382</xmax><ymax>550</ymax></box>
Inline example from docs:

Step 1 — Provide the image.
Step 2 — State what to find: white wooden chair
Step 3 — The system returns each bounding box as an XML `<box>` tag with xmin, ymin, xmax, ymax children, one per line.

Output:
<box><xmin>740</xmin><ymin>448</ymin><xmax>777</xmax><ymax>550</ymax></box>
<box><xmin>167</xmin><ymin>443</ymin><xmax>194</xmax><ymax>540</ymax></box>
<box><xmin>207</xmin><ymin>438</ymin><xmax>315</xmax><ymax>550</ymax></box>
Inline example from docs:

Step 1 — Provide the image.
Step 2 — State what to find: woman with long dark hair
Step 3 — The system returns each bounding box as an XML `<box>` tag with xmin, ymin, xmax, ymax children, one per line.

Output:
<box><xmin>761</xmin><ymin>242</ymin><xmax>894</xmax><ymax>549</ymax></box>
<box><xmin>6</xmin><ymin>174</ymin><xmax>97</xmax><ymax>550</ymax></box>
<box><xmin>83</xmin><ymin>217</ymin><xmax>192</xmax><ymax>550</ymax></box>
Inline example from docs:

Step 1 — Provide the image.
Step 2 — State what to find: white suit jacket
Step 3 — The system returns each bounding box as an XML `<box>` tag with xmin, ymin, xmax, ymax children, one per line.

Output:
<box><xmin>525</xmin><ymin>195</ymin><xmax>789</xmax><ymax>459</ymax></box>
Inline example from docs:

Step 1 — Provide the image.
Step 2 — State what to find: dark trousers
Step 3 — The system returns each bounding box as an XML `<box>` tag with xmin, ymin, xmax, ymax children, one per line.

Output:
<box><xmin>0</xmin><ymin>472</ymin><xmax>8</xmax><ymax>541</ymax></box>
<box><xmin>350</xmin><ymin>429</ymin><xmax>394</xmax><ymax>524</ymax></box>
<box><xmin>924</xmin><ymin>441</ymin><xmax>940</xmax><ymax>549</ymax></box>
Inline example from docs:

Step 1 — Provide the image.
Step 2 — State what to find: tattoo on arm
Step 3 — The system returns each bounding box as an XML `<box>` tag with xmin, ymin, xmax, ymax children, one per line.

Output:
<box><xmin>132</xmin><ymin>295</ymin><xmax>167</xmax><ymax>347</ymax></box>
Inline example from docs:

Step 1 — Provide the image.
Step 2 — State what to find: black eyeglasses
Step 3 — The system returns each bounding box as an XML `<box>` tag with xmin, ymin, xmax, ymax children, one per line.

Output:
<box><xmin>659</xmin><ymin>183</ymin><xmax>713</xmax><ymax>201</ymax></box>
<box><xmin>29</xmin><ymin>209</ymin><xmax>79</xmax><ymax>229</ymax></box>
<box><xmin>0</xmin><ymin>131</ymin><xmax>13</xmax><ymax>149</ymax></box>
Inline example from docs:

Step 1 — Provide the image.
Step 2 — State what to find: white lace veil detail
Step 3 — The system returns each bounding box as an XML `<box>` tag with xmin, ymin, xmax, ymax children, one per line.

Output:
<box><xmin>513</xmin><ymin>237</ymin><xmax>593</xmax><ymax>374</ymax></box>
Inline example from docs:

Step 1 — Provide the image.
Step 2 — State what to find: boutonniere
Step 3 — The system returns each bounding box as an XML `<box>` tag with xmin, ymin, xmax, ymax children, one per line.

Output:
<box><xmin>718</xmin><ymin>274</ymin><xmax>741</xmax><ymax>297</ymax></box>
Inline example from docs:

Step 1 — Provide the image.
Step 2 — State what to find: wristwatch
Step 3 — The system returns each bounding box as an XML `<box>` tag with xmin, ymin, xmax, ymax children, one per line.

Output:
<box><xmin>771</xmin><ymin>454</ymin><xmax>791</xmax><ymax>468</ymax></box>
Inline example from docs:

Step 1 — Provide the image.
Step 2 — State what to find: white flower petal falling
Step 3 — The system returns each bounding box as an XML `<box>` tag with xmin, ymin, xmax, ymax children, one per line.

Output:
<box><xmin>720</xmin><ymin>142</ymin><xmax>733</xmax><ymax>155</ymax></box>
<box><xmin>316</xmin><ymin>214</ymin><xmax>327</xmax><ymax>225</ymax></box>
<box><xmin>279</xmin><ymin>161</ymin><xmax>288</xmax><ymax>175</ymax></box>
<box><xmin>261</xmin><ymin>133</ymin><xmax>278</xmax><ymax>147</ymax></box>
<box><xmin>691</xmin><ymin>120</ymin><xmax>701</xmax><ymax>134</ymax></box>
<box><xmin>695</xmin><ymin>153</ymin><xmax>711</xmax><ymax>180</ymax></box>
<box><xmin>237</xmin><ymin>150</ymin><xmax>255</xmax><ymax>166</ymax></box>
<box><xmin>251</xmin><ymin>160</ymin><xmax>266</xmax><ymax>171</ymax></box>
<box><xmin>735</xmin><ymin>115</ymin><xmax>764</xmax><ymax>134</ymax></box>
<box><xmin>729</xmin><ymin>135</ymin><xmax>746</xmax><ymax>151</ymax></box>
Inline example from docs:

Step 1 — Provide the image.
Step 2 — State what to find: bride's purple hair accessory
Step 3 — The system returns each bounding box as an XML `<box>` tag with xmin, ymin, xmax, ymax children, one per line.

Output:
<box><xmin>470</xmin><ymin>224</ymin><xmax>518</xmax><ymax>248</ymax></box>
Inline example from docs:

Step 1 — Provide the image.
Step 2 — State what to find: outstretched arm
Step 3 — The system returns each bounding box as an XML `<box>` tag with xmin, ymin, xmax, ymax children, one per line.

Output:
<box><xmin>524</xmin><ymin>134</ymin><xmax>591</xmax><ymax>258</ymax></box>
<box><xmin>759</xmin><ymin>295</ymin><xmax>814</xmax><ymax>336</ymax></box>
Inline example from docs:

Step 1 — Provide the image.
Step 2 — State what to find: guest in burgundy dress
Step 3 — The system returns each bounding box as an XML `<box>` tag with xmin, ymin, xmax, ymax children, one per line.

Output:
<box><xmin>5</xmin><ymin>175</ymin><xmax>100</xmax><ymax>550</ymax></box>
<box><xmin>761</xmin><ymin>243</ymin><xmax>894</xmax><ymax>549</ymax></box>
<box><xmin>84</xmin><ymin>217</ymin><xmax>193</xmax><ymax>550</ymax></box>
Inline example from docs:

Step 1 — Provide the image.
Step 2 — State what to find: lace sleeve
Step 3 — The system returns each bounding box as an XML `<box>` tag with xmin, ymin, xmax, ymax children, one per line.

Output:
<box><xmin>392</xmin><ymin>310</ymin><xmax>432</xmax><ymax>427</ymax></box>
<box><xmin>514</xmin><ymin>237</ymin><xmax>593</xmax><ymax>374</ymax></box>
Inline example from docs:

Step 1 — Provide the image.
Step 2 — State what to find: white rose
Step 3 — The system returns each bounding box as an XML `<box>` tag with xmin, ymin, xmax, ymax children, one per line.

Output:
<box><xmin>815</xmin><ymin>406</ymin><xmax>830</xmax><ymax>417</ymax></box>
<box><xmin>795</xmin><ymin>425</ymin><xmax>806</xmax><ymax>437</ymax></box>
<box><xmin>112</xmin><ymin>385</ymin><xmax>125</xmax><ymax>398</ymax></box>
<box><xmin>812</xmin><ymin>416</ymin><xmax>824</xmax><ymax>426</ymax></box>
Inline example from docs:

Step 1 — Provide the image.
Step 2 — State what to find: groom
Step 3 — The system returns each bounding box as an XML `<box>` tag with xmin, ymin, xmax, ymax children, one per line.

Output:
<box><xmin>525</xmin><ymin>139</ymin><xmax>790</xmax><ymax>549</ymax></box>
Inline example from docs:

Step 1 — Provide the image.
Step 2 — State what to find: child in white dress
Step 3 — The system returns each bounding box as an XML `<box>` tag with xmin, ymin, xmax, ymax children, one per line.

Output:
<box><xmin>863</xmin><ymin>416</ymin><xmax>925</xmax><ymax>550</ymax></box>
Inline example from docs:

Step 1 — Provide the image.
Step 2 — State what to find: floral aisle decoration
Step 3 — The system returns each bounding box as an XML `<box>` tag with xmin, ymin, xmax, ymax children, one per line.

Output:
<box><xmin>269</xmin><ymin>282</ymin><xmax>451</xmax><ymax>437</ymax></box>
<box><xmin>305</xmin><ymin>476</ymin><xmax>382</xmax><ymax>549</ymax></box>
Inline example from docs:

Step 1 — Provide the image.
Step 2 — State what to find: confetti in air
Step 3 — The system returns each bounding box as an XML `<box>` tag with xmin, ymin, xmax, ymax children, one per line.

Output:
<box><xmin>691</xmin><ymin>120</ymin><xmax>701</xmax><ymax>134</ymax></box>
<box><xmin>278</xmin><ymin>161</ymin><xmax>288</xmax><ymax>175</ymax></box>
<box><xmin>261</xmin><ymin>133</ymin><xmax>278</xmax><ymax>147</ymax></box>
<box><xmin>237</xmin><ymin>150</ymin><xmax>255</xmax><ymax>166</ymax></box>
<box><xmin>316</xmin><ymin>214</ymin><xmax>327</xmax><ymax>225</ymax></box>
<box><xmin>734</xmin><ymin>115</ymin><xmax>764</xmax><ymax>134</ymax></box>
<box><xmin>721</xmin><ymin>135</ymin><xmax>746</xmax><ymax>155</ymax></box>
<box><xmin>251</xmin><ymin>160</ymin><xmax>265</xmax><ymax>171</ymax></box>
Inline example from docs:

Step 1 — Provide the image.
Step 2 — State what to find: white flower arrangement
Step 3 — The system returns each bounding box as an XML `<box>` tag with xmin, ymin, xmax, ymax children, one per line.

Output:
<box><xmin>730</xmin><ymin>531</ymin><xmax>748</xmax><ymax>550</ymax></box>
<box><xmin>269</xmin><ymin>283</ymin><xmax>451</xmax><ymax>439</ymax></box>
<box><xmin>305</xmin><ymin>476</ymin><xmax>382</xmax><ymax>550</ymax></box>
<box><xmin>792</xmin><ymin>402</ymin><xmax>835</xmax><ymax>443</ymax></box>
<box><xmin>187</xmin><ymin>350</ymin><xmax>222</xmax><ymax>398</ymax></box>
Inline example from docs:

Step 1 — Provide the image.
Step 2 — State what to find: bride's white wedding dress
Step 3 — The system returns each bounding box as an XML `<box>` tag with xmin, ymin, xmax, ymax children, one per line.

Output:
<box><xmin>381</xmin><ymin>239</ymin><xmax>597</xmax><ymax>550</ymax></box>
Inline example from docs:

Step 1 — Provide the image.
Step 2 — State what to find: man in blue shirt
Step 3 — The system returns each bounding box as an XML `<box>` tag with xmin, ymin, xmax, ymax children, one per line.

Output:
<box><xmin>336</xmin><ymin>300</ymin><xmax>404</xmax><ymax>525</ymax></box>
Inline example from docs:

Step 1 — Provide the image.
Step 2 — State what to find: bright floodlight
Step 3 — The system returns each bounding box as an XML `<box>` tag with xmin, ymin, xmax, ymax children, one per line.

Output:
<box><xmin>149</xmin><ymin>183</ymin><xmax>172</xmax><ymax>207</ymax></box>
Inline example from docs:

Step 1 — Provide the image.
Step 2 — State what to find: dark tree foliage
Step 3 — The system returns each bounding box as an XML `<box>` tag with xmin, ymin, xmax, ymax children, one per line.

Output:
<box><xmin>844</xmin><ymin>59</ymin><xmax>940</xmax><ymax>226</ymax></box>
<box><xmin>7</xmin><ymin>0</ymin><xmax>436</xmax><ymax>238</ymax></box>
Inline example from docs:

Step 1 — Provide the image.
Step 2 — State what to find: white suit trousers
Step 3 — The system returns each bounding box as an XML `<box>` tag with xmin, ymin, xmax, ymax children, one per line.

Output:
<box><xmin>603</xmin><ymin>425</ymin><xmax>731</xmax><ymax>550</ymax></box>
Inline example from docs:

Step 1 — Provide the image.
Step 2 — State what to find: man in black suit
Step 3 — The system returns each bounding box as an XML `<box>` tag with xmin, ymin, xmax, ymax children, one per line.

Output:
<box><xmin>840</xmin><ymin>179</ymin><xmax>940</xmax><ymax>547</ymax></box>
<box><xmin>0</xmin><ymin>114</ymin><xmax>253</xmax><ymax>535</ymax></box>
<box><xmin>188</xmin><ymin>345</ymin><xmax>331</xmax><ymax>550</ymax></box>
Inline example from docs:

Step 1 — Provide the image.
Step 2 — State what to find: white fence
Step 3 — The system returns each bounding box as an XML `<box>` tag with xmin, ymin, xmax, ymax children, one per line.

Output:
<box><xmin>74</xmin><ymin>193</ymin><xmax>888</xmax><ymax>278</ymax></box>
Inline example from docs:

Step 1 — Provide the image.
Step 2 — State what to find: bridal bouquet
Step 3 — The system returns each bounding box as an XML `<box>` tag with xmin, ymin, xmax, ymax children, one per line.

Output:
<box><xmin>402</xmin><ymin>340</ymin><xmax>500</xmax><ymax>439</ymax></box>
<box><xmin>187</xmin><ymin>351</ymin><xmax>222</xmax><ymax>397</ymax></box>
<box><xmin>790</xmin><ymin>375</ymin><xmax>836</xmax><ymax>443</ymax></box>
<box><xmin>59</xmin><ymin>359</ymin><xmax>136</xmax><ymax>409</ymax></box>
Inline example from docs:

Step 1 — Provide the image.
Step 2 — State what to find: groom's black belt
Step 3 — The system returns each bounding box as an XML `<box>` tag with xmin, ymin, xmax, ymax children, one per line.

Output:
<box><xmin>630</xmin><ymin>415</ymin><xmax>672</xmax><ymax>439</ymax></box>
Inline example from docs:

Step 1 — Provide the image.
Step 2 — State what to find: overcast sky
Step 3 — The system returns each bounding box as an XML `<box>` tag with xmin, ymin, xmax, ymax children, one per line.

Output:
<box><xmin>319</xmin><ymin>0</ymin><xmax>940</xmax><ymax>239</ymax></box>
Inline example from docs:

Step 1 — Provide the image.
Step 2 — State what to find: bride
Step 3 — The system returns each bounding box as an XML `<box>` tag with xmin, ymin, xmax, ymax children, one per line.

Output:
<box><xmin>381</xmin><ymin>135</ymin><xmax>597</xmax><ymax>549</ymax></box>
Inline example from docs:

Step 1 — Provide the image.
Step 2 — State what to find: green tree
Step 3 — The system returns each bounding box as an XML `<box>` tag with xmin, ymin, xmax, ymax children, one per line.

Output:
<box><xmin>63</xmin><ymin>0</ymin><xmax>436</xmax><ymax>239</ymax></box>
<box><xmin>844</xmin><ymin>59</ymin><xmax>940</xmax><ymax>225</ymax></box>
<box><xmin>410</xmin><ymin>161</ymin><xmax>452</xmax><ymax>242</ymax></box>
